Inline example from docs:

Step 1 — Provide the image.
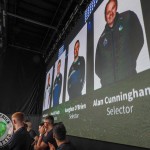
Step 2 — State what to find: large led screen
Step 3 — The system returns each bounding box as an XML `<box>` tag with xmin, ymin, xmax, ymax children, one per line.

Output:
<box><xmin>42</xmin><ymin>0</ymin><xmax>150</xmax><ymax>149</ymax></box>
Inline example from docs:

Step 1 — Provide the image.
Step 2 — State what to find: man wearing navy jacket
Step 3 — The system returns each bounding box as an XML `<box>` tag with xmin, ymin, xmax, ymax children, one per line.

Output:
<box><xmin>53</xmin><ymin>60</ymin><xmax>62</xmax><ymax>107</ymax></box>
<box><xmin>95</xmin><ymin>0</ymin><xmax>144</xmax><ymax>87</ymax></box>
<box><xmin>68</xmin><ymin>40</ymin><xmax>85</xmax><ymax>100</ymax></box>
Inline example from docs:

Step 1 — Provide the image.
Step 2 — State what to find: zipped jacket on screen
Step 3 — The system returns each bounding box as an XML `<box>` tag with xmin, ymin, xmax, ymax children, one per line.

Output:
<box><xmin>95</xmin><ymin>11</ymin><xmax>144</xmax><ymax>86</ymax></box>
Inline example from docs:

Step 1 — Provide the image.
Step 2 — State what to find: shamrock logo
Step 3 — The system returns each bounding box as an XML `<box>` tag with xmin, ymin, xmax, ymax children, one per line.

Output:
<box><xmin>0</xmin><ymin>121</ymin><xmax>7</xmax><ymax>138</ymax></box>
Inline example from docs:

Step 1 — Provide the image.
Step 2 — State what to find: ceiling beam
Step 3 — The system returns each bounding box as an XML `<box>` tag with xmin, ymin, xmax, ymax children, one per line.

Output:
<box><xmin>7</xmin><ymin>12</ymin><xmax>57</xmax><ymax>30</ymax></box>
<box><xmin>44</xmin><ymin>0</ymin><xmax>74</xmax><ymax>57</ymax></box>
<box><xmin>40</xmin><ymin>0</ymin><xmax>63</xmax><ymax>51</ymax></box>
<box><xmin>8</xmin><ymin>44</ymin><xmax>43</xmax><ymax>54</ymax></box>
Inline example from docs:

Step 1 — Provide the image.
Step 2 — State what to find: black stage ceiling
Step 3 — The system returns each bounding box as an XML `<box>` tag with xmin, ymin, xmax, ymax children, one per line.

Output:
<box><xmin>1</xmin><ymin>0</ymin><xmax>91</xmax><ymax>62</ymax></box>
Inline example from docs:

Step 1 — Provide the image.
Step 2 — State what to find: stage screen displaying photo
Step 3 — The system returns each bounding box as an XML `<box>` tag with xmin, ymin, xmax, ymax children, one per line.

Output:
<box><xmin>42</xmin><ymin>0</ymin><xmax>150</xmax><ymax>149</ymax></box>
<box><xmin>65</xmin><ymin>24</ymin><xmax>87</xmax><ymax>101</ymax></box>
<box><xmin>94</xmin><ymin>0</ymin><xmax>150</xmax><ymax>90</ymax></box>
<box><xmin>51</xmin><ymin>50</ymin><xmax>66</xmax><ymax>107</ymax></box>
<box><xmin>42</xmin><ymin>67</ymin><xmax>53</xmax><ymax>111</ymax></box>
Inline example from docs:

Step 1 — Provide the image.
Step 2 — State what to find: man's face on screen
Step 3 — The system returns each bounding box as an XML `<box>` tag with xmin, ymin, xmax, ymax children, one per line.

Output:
<box><xmin>57</xmin><ymin>62</ymin><xmax>61</xmax><ymax>75</ymax></box>
<box><xmin>105</xmin><ymin>0</ymin><xmax>117</xmax><ymax>27</ymax></box>
<box><xmin>48</xmin><ymin>74</ymin><xmax>50</xmax><ymax>85</ymax></box>
<box><xmin>74</xmin><ymin>41</ymin><xmax>79</xmax><ymax>60</ymax></box>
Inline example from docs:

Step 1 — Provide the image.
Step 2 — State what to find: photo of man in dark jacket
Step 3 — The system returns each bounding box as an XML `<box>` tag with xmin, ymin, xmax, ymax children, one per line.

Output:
<box><xmin>53</xmin><ymin>60</ymin><xmax>62</xmax><ymax>106</ymax></box>
<box><xmin>68</xmin><ymin>40</ymin><xmax>85</xmax><ymax>100</ymax></box>
<box><xmin>95</xmin><ymin>0</ymin><xmax>144</xmax><ymax>87</ymax></box>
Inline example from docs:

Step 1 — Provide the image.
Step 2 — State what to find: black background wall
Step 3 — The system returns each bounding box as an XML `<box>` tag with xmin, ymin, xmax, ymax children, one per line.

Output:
<box><xmin>0</xmin><ymin>47</ymin><xmax>45</xmax><ymax>139</ymax></box>
<box><xmin>0</xmin><ymin>47</ymin><xmax>45</xmax><ymax>114</ymax></box>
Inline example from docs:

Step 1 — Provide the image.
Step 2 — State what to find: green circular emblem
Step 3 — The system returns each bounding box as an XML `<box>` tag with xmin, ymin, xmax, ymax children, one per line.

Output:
<box><xmin>0</xmin><ymin>122</ymin><xmax>7</xmax><ymax>137</ymax></box>
<box><xmin>0</xmin><ymin>113</ymin><xmax>13</xmax><ymax>148</ymax></box>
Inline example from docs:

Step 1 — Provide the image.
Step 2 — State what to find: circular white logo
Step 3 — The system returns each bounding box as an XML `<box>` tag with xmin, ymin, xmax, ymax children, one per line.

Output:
<box><xmin>0</xmin><ymin>113</ymin><xmax>13</xmax><ymax>148</ymax></box>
